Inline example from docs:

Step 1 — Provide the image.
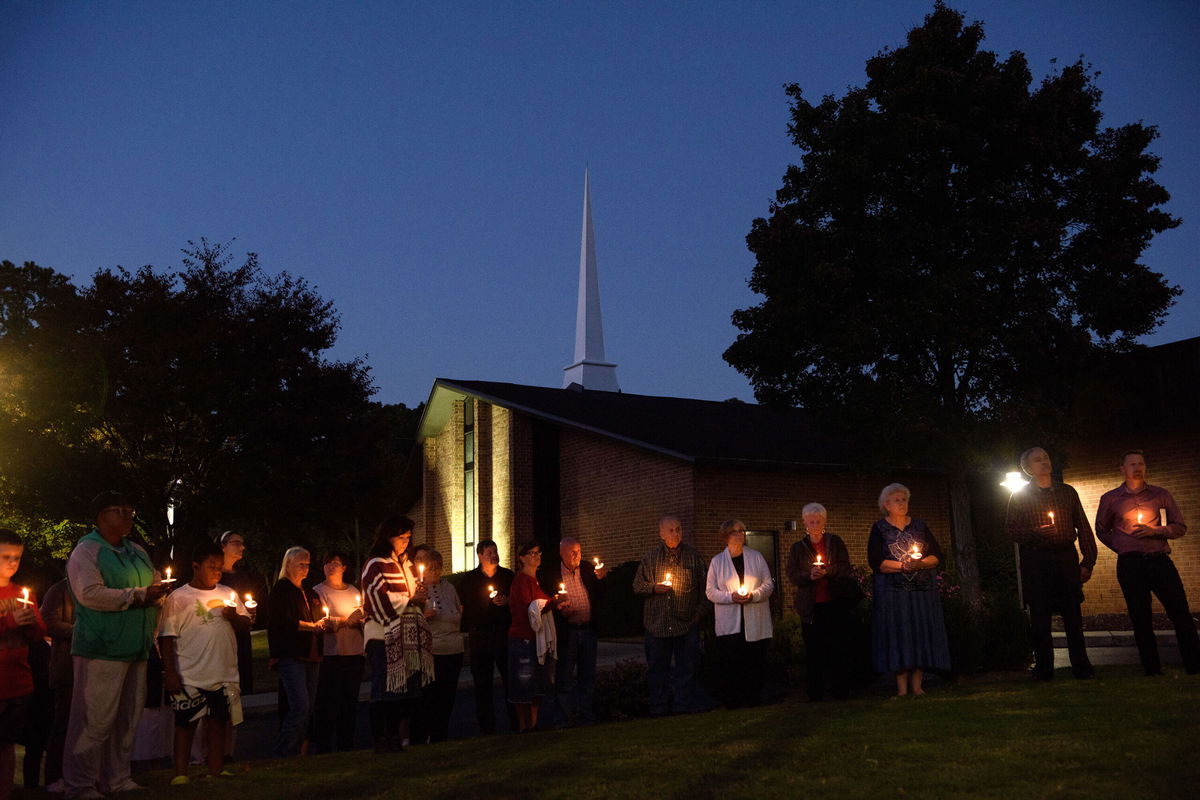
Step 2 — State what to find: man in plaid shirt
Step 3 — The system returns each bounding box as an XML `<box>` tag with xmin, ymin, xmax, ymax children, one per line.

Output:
<box><xmin>633</xmin><ymin>516</ymin><xmax>707</xmax><ymax>715</ymax></box>
<box><xmin>1005</xmin><ymin>447</ymin><xmax>1097</xmax><ymax>680</ymax></box>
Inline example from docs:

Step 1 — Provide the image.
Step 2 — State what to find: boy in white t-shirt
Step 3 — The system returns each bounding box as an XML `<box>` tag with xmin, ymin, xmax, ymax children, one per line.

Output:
<box><xmin>159</xmin><ymin>542</ymin><xmax>251</xmax><ymax>784</ymax></box>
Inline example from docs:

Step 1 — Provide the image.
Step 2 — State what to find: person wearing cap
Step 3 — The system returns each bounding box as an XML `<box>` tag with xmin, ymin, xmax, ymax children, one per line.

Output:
<box><xmin>62</xmin><ymin>491</ymin><xmax>168</xmax><ymax>799</ymax></box>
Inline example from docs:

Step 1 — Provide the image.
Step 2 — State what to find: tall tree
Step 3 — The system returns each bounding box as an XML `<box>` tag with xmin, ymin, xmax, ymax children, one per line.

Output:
<box><xmin>0</xmin><ymin>241</ymin><xmax>398</xmax><ymax>558</ymax></box>
<box><xmin>724</xmin><ymin>2</ymin><xmax>1182</xmax><ymax>606</ymax></box>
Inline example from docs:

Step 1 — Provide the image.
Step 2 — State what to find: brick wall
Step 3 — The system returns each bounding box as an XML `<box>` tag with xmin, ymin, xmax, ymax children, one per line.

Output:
<box><xmin>558</xmin><ymin>427</ymin><xmax>695</xmax><ymax>566</ymax></box>
<box><xmin>418</xmin><ymin>400</ymin><xmax>465</xmax><ymax>568</ymax></box>
<box><xmin>693</xmin><ymin>467</ymin><xmax>952</xmax><ymax>613</ymax></box>
<box><xmin>1064</xmin><ymin>431</ymin><xmax>1200</xmax><ymax>615</ymax></box>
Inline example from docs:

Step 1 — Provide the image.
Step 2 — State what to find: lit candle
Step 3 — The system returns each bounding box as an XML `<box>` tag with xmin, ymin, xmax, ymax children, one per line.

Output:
<box><xmin>418</xmin><ymin>563</ymin><xmax>426</xmax><ymax>581</ymax></box>
<box><xmin>663</xmin><ymin>572</ymin><xmax>672</xmax><ymax>587</ymax></box>
<box><xmin>910</xmin><ymin>545</ymin><xmax>923</xmax><ymax>560</ymax></box>
<box><xmin>488</xmin><ymin>584</ymin><xmax>497</xmax><ymax>599</ymax></box>
<box><xmin>593</xmin><ymin>556</ymin><xmax>604</xmax><ymax>570</ymax></box>
<box><xmin>736</xmin><ymin>584</ymin><xmax>748</xmax><ymax>597</ymax></box>
<box><xmin>558</xmin><ymin>582</ymin><xmax>567</xmax><ymax>595</ymax></box>
<box><xmin>355</xmin><ymin>594</ymin><xmax>362</xmax><ymax>608</ymax></box>
<box><xmin>225</xmin><ymin>590</ymin><xmax>237</xmax><ymax>608</ymax></box>
<box><xmin>243</xmin><ymin>593</ymin><xmax>258</xmax><ymax>610</ymax></box>
<box><xmin>161</xmin><ymin>566</ymin><xmax>175</xmax><ymax>584</ymax></box>
<box><xmin>1047</xmin><ymin>511</ymin><xmax>1055</xmax><ymax>525</ymax></box>
<box><xmin>18</xmin><ymin>587</ymin><xmax>32</xmax><ymax>607</ymax></box>
<box><xmin>813</xmin><ymin>554</ymin><xmax>824</xmax><ymax>567</ymax></box>
<box><xmin>1137</xmin><ymin>511</ymin><xmax>1144</xmax><ymax>525</ymax></box>
<box><xmin>322</xmin><ymin>605</ymin><xmax>330</xmax><ymax>619</ymax></box>
<box><xmin>1159</xmin><ymin>508</ymin><xmax>1168</xmax><ymax>527</ymax></box>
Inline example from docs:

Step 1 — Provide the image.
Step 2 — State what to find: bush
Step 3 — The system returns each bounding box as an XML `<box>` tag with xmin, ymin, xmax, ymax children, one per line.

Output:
<box><xmin>593</xmin><ymin>657</ymin><xmax>648</xmax><ymax>721</ymax></box>
<box><xmin>942</xmin><ymin>591</ymin><xmax>1031</xmax><ymax>676</ymax></box>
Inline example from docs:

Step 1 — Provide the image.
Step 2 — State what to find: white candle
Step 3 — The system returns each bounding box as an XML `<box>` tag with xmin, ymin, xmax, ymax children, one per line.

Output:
<box><xmin>1137</xmin><ymin>511</ymin><xmax>1144</xmax><ymax>525</ymax></box>
<box><xmin>1048</xmin><ymin>511</ymin><xmax>1055</xmax><ymax>525</ymax></box>
<box><xmin>225</xmin><ymin>590</ymin><xmax>237</xmax><ymax>608</ymax></box>
<box><xmin>161</xmin><ymin>566</ymin><xmax>175</xmax><ymax>584</ymax></box>
<box><xmin>663</xmin><ymin>572</ymin><xmax>672</xmax><ymax>587</ymax></box>
<box><xmin>322</xmin><ymin>605</ymin><xmax>330</xmax><ymax>619</ymax></box>
<box><xmin>558</xmin><ymin>582</ymin><xmax>567</xmax><ymax>595</ymax></box>
<box><xmin>18</xmin><ymin>587</ymin><xmax>31</xmax><ymax>607</ymax></box>
<box><xmin>487</xmin><ymin>584</ymin><xmax>497</xmax><ymax>599</ymax></box>
<box><xmin>736</xmin><ymin>584</ymin><xmax>748</xmax><ymax>597</ymax></box>
<box><xmin>593</xmin><ymin>556</ymin><xmax>604</xmax><ymax>569</ymax></box>
<box><xmin>1159</xmin><ymin>508</ymin><xmax>1168</xmax><ymax>527</ymax></box>
<box><xmin>814</xmin><ymin>554</ymin><xmax>824</xmax><ymax>567</ymax></box>
<box><xmin>355</xmin><ymin>594</ymin><xmax>362</xmax><ymax>608</ymax></box>
<box><xmin>910</xmin><ymin>546</ymin><xmax>923</xmax><ymax>560</ymax></box>
<box><xmin>243</xmin><ymin>593</ymin><xmax>258</xmax><ymax>610</ymax></box>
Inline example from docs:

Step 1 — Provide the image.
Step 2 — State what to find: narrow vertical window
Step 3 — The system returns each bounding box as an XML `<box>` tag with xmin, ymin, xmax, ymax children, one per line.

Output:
<box><xmin>463</xmin><ymin>398</ymin><xmax>477</xmax><ymax>569</ymax></box>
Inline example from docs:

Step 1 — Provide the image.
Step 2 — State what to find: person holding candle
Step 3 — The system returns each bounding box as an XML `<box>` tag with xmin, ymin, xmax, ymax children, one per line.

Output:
<box><xmin>63</xmin><ymin>491</ymin><xmax>168</xmax><ymax>798</ymax></box>
<box><xmin>868</xmin><ymin>484</ymin><xmax>951</xmax><ymax>696</ymax></box>
<box><xmin>267</xmin><ymin>546</ymin><xmax>329</xmax><ymax>757</ymax></box>
<box><xmin>786</xmin><ymin>503</ymin><xmax>858</xmax><ymax>701</ymax></box>
<box><xmin>0</xmin><ymin>529</ymin><xmax>48</xmax><ymax>800</ymax></box>
<box><xmin>456</xmin><ymin>539</ymin><xmax>517</xmax><ymax>735</ymax></box>
<box><xmin>311</xmin><ymin>551</ymin><xmax>366</xmax><ymax>752</ymax></box>
<box><xmin>633</xmin><ymin>516</ymin><xmax>708</xmax><ymax>716</ymax></box>
<box><xmin>217</xmin><ymin>531</ymin><xmax>262</xmax><ymax>697</ymax></box>
<box><xmin>539</xmin><ymin>537</ymin><xmax>606</xmax><ymax>728</ymax></box>
<box><xmin>158</xmin><ymin>542</ymin><xmax>250</xmax><ymax>784</ymax></box>
<box><xmin>1094</xmin><ymin>450</ymin><xmax>1199</xmax><ymax>676</ymax></box>
<box><xmin>507</xmin><ymin>541</ymin><xmax>564</xmax><ymax>732</ymax></box>
<box><xmin>360</xmin><ymin>516</ymin><xmax>433</xmax><ymax>752</ymax></box>
<box><xmin>39</xmin><ymin>576</ymin><xmax>75</xmax><ymax>793</ymax></box>
<box><xmin>706</xmin><ymin>520</ymin><xmax>774</xmax><ymax>709</ymax></box>
<box><xmin>1004</xmin><ymin>447</ymin><xmax>1097</xmax><ymax>680</ymax></box>
<box><xmin>412</xmin><ymin>550</ymin><xmax>463</xmax><ymax>743</ymax></box>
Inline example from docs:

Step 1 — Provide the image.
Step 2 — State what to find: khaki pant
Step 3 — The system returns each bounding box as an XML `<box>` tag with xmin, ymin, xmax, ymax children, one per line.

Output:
<box><xmin>62</xmin><ymin>656</ymin><xmax>147</xmax><ymax>795</ymax></box>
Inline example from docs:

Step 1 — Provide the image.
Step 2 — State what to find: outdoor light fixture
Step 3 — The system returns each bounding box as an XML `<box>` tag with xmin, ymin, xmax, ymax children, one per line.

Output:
<box><xmin>1000</xmin><ymin>471</ymin><xmax>1029</xmax><ymax>493</ymax></box>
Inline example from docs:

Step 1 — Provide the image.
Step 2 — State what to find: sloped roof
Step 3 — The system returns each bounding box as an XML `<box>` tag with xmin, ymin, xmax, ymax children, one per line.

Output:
<box><xmin>420</xmin><ymin>378</ymin><xmax>855</xmax><ymax>468</ymax></box>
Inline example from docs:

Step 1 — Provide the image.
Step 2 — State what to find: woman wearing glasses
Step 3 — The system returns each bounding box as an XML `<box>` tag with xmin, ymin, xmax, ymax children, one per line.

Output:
<box><xmin>507</xmin><ymin>541</ymin><xmax>566</xmax><ymax>733</ymax></box>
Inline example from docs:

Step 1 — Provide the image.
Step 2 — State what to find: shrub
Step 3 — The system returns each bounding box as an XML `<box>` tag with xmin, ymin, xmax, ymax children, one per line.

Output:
<box><xmin>593</xmin><ymin>657</ymin><xmax>648</xmax><ymax>721</ymax></box>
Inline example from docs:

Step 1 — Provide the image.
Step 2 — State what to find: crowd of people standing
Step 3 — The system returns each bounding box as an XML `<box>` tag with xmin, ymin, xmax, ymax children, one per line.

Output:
<box><xmin>0</xmin><ymin>444</ymin><xmax>1194</xmax><ymax>797</ymax></box>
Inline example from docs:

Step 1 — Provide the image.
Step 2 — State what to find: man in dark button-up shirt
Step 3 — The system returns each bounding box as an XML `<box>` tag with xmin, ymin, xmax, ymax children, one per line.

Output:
<box><xmin>1005</xmin><ymin>447</ymin><xmax>1096</xmax><ymax>680</ymax></box>
<box><xmin>1095</xmin><ymin>450</ymin><xmax>1199</xmax><ymax>675</ymax></box>
<box><xmin>455</xmin><ymin>539</ymin><xmax>517</xmax><ymax>733</ymax></box>
<box><xmin>633</xmin><ymin>516</ymin><xmax>707</xmax><ymax>715</ymax></box>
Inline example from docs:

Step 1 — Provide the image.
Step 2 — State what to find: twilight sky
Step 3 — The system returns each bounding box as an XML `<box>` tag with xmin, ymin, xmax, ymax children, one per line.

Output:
<box><xmin>2</xmin><ymin>1</ymin><xmax>1196</xmax><ymax>408</ymax></box>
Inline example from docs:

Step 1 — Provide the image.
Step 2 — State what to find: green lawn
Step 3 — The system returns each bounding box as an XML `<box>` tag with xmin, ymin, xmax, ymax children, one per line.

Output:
<box><xmin>36</xmin><ymin>664</ymin><xmax>1192</xmax><ymax>800</ymax></box>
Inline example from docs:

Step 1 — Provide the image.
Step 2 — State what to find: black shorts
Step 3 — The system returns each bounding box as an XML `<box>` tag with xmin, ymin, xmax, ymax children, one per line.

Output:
<box><xmin>170</xmin><ymin>686</ymin><xmax>232</xmax><ymax>727</ymax></box>
<box><xmin>0</xmin><ymin>695</ymin><xmax>31</xmax><ymax>744</ymax></box>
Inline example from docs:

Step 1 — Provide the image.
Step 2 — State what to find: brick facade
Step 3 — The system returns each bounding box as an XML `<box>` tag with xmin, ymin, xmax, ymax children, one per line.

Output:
<box><xmin>413</xmin><ymin>398</ymin><xmax>955</xmax><ymax>610</ymax></box>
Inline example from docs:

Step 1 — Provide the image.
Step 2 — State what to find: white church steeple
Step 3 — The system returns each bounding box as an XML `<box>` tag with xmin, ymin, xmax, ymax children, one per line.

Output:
<box><xmin>563</xmin><ymin>170</ymin><xmax>620</xmax><ymax>392</ymax></box>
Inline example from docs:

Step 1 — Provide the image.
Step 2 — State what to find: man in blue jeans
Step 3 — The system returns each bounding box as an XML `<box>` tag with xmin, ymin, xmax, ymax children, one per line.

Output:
<box><xmin>540</xmin><ymin>537</ymin><xmax>606</xmax><ymax>727</ymax></box>
<box><xmin>633</xmin><ymin>517</ymin><xmax>707</xmax><ymax>716</ymax></box>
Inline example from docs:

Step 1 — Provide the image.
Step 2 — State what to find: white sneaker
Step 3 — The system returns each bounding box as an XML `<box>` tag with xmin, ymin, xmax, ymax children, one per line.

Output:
<box><xmin>46</xmin><ymin>780</ymin><xmax>67</xmax><ymax>794</ymax></box>
<box><xmin>105</xmin><ymin>778</ymin><xmax>146</xmax><ymax>792</ymax></box>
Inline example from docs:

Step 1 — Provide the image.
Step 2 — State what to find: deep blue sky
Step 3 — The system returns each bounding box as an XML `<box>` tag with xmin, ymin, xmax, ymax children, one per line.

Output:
<box><xmin>3</xmin><ymin>1</ymin><xmax>1196</xmax><ymax>408</ymax></box>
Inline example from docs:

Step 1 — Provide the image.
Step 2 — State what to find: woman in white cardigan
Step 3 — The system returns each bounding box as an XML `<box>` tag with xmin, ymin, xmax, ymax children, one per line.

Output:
<box><xmin>705</xmin><ymin>519</ymin><xmax>774</xmax><ymax>708</ymax></box>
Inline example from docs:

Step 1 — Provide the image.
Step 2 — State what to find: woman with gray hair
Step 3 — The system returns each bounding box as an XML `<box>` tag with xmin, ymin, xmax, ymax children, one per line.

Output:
<box><xmin>267</xmin><ymin>546</ymin><xmax>330</xmax><ymax>755</ymax></box>
<box><xmin>868</xmin><ymin>484</ymin><xmax>951</xmax><ymax>696</ymax></box>
<box><xmin>786</xmin><ymin>502</ymin><xmax>856</xmax><ymax>701</ymax></box>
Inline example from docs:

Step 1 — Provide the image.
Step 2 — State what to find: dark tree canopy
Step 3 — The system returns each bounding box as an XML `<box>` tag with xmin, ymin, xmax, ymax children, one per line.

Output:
<box><xmin>727</xmin><ymin>3</ymin><xmax>1178</xmax><ymax>424</ymax></box>
<box><xmin>0</xmin><ymin>241</ymin><xmax>418</xmax><ymax>565</ymax></box>
<box><xmin>724</xmin><ymin>3</ymin><xmax>1182</xmax><ymax>605</ymax></box>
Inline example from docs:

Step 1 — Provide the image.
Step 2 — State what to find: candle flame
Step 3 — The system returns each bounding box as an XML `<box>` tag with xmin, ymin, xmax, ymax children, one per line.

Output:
<box><xmin>558</xmin><ymin>582</ymin><xmax>566</xmax><ymax>594</ymax></box>
<box><xmin>322</xmin><ymin>606</ymin><xmax>329</xmax><ymax>618</ymax></box>
<box><xmin>165</xmin><ymin>566</ymin><xmax>172</xmax><ymax>580</ymax></box>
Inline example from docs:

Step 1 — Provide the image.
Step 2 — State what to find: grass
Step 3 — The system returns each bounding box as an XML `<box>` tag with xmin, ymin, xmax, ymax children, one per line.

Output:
<box><xmin>24</xmin><ymin>664</ymin><xmax>1196</xmax><ymax>800</ymax></box>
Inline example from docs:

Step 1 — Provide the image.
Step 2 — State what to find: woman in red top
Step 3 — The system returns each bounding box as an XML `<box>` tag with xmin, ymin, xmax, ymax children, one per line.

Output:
<box><xmin>507</xmin><ymin>541</ymin><xmax>566</xmax><ymax>732</ymax></box>
<box><xmin>785</xmin><ymin>502</ymin><xmax>858</xmax><ymax>701</ymax></box>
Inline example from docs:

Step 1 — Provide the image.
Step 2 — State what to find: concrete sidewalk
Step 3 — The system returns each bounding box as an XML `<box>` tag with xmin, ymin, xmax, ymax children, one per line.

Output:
<box><xmin>242</xmin><ymin>637</ymin><xmax>645</xmax><ymax>712</ymax></box>
<box><xmin>1051</xmin><ymin>629</ymin><xmax>1180</xmax><ymax>668</ymax></box>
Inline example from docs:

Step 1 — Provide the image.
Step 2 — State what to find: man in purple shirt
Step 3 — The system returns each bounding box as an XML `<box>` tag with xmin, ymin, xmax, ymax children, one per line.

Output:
<box><xmin>1094</xmin><ymin>450</ymin><xmax>1199</xmax><ymax>676</ymax></box>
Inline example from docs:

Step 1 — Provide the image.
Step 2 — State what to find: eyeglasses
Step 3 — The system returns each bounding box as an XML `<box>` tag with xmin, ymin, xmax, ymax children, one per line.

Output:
<box><xmin>102</xmin><ymin>506</ymin><xmax>136</xmax><ymax>517</ymax></box>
